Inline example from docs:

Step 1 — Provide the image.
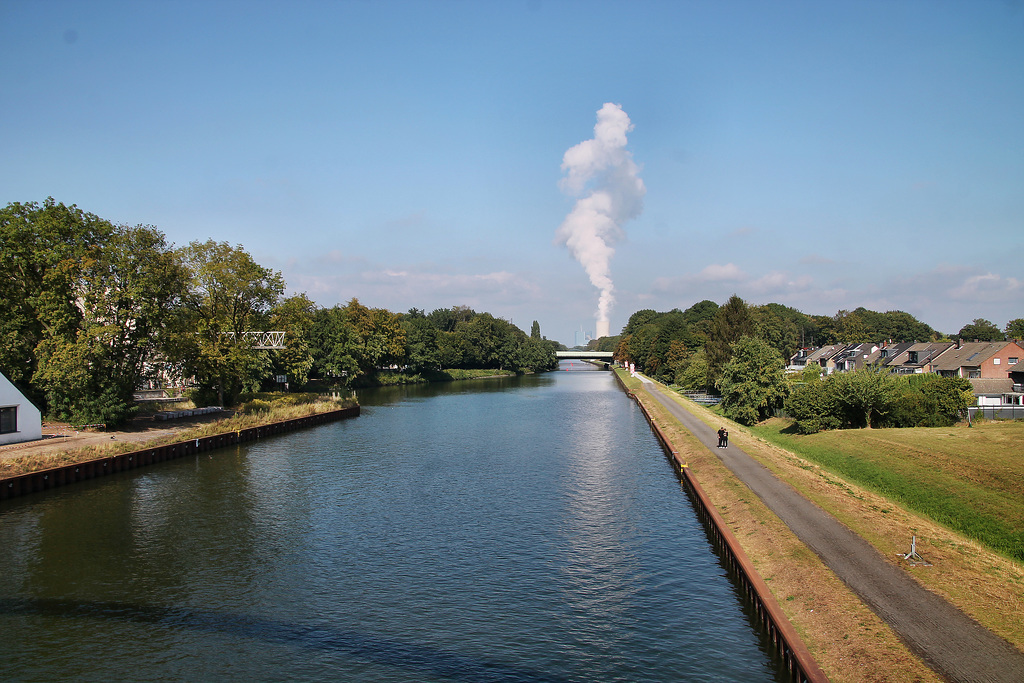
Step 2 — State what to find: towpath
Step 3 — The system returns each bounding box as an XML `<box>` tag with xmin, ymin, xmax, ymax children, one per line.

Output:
<box><xmin>633</xmin><ymin>373</ymin><xmax>1024</xmax><ymax>683</ymax></box>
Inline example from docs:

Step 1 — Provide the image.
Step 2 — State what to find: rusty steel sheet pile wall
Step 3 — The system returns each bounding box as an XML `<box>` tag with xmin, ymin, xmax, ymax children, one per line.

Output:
<box><xmin>0</xmin><ymin>406</ymin><xmax>359</xmax><ymax>502</ymax></box>
<box><xmin>616</xmin><ymin>375</ymin><xmax>827</xmax><ymax>683</ymax></box>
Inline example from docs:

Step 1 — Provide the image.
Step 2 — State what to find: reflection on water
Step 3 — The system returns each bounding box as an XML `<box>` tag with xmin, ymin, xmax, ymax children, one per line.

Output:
<box><xmin>559</xmin><ymin>369</ymin><xmax>642</xmax><ymax>653</ymax></box>
<box><xmin>0</xmin><ymin>363</ymin><xmax>788</xmax><ymax>682</ymax></box>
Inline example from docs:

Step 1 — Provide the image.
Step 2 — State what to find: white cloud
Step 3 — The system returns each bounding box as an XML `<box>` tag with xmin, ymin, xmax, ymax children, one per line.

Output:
<box><xmin>698</xmin><ymin>263</ymin><xmax>745</xmax><ymax>281</ymax></box>
<box><xmin>749</xmin><ymin>271</ymin><xmax>813</xmax><ymax>294</ymax></box>
<box><xmin>285</xmin><ymin>259</ymin><xmax>543</xmax><ymax>313</ymax></box>
<box><xmin>947</xmin><ymin>272</ymin><xmax>1023</xmax><ymax>301</ymax></box>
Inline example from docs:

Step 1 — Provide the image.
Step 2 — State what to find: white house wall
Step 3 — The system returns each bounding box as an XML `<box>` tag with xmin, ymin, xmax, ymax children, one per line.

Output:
<box><xmin>0</xmin><ymin>372</ymin><xmax>43</xmax><ymax>445</ymax></box>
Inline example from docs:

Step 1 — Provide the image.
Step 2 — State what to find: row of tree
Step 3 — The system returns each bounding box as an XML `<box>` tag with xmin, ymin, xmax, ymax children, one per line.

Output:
<box><xmin>608</xmin><ymin>295</ymin><xmax>1013</xmax><ymax>430</ymax></box>
<box><xmin>0</xmin><ymin>199</ymin><xmax>558</xmax><ymax>426</ymax></box>
<box><xmin>607</xmin><ymin>296</ymin><xmax>1021</xmax><ymax>391</ymax></box>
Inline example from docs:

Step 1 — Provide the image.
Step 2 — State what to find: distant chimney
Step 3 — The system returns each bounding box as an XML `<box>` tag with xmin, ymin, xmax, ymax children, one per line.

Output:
<box><xmin>596</xmin><ymin>320</ymin><xmax>610</xmax><ymax>339</ymax></box>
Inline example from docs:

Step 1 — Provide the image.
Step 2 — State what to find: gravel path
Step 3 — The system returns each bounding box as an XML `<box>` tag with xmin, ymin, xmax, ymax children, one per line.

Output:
<box><xmin>635</xmin><ymin>375</ymin><xmax>1024</xmax><ymax>683</ymax></box>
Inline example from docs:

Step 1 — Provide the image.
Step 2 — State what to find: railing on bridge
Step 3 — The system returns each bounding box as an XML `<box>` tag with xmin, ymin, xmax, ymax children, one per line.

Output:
<box><xmin>555</xmin><ymin>351</ymin><xmax>614</xmax><ymax>361</ymax></box>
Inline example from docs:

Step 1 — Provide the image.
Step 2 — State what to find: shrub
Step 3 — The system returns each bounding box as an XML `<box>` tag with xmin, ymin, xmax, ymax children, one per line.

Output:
<box><xmin>785</xmin><ymin>380</ymin><xmax>842</xmax><ymax>434</ymax></box>
<box><xmin>239</xmin><ymin>399</ymin><xmax>272</xmax><ymax>414</ymax></box>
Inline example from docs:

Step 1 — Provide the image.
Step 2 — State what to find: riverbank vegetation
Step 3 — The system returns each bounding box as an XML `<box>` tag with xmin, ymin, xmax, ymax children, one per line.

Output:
<box><xmin>609</xmin><ymin>295</ymin><xmax>999</xmax><ymax>429</ymax></box>
<box><xmin>4</xmin><ymin>198</ymin><xmax>1012</xmax><ymax>433</ymax></box>
<box><xmin>0</xmin><ymin>393</ymin><xmax>356</xmax><ymax>478</ymax></box>
<box><xmin>348</xmin><ymin>367</ymin><xmax>520</xmax><ymax>387</ymax></box>
<box><xmin>622</xmin><ymin>369</ymin><xmax>1024</xmax><ymax>681</ymax></box>
<box><xmin>0</xmin><ymin>199</ymin><xmax>559</xmax><ymax>427</ymax></box>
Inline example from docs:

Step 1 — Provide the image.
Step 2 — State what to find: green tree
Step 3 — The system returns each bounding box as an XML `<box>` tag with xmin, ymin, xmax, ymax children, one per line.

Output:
<box><xmin>706</xmin><ymin>295</ymin><xmax>754</xmax><ymax>388</ymax></box>
<box><xmin>830</xmin><ymin>368</ymin><xmax>902</xmax><ymax>428</ymax></box>
<box><xmin>957</xmin><ymin>318</ymin><xmax>1004</xmax><ymax>342</ymax></box>
<box><xmin>682</xmin><ymin>300</ymin><xmax>719</xmax><ymax>349</ymax></box>
<box><xmin>613</xmin><ymin>309</ymin><xmax>695</xmax><ymax>381</ymax></box>
<box><xmin>38</xmin><ymin>225</ymin><xmax>186</xmax><ymax>424</ymax></box>
<box><xmin>592</xmin><ymin>334</ymin><xmax>620</xmax><ymax>353</ymax></box>
<box><xmin>622</xmin><ymin>309</ymin><xmax>659</xmax><ymax>335</ymax></box>
<box><xmin>427</xmin><ymin>305</ymin><xmax>475</xmax><ymax>333</ymax></box>
<box><xmin>269</xmin><ymin>293</ymin><xmax>317</xmax><ymax>388</ymax></box>
<box><xmin>877</xmin><ymin>310</ymin><xmax>935</xmax><ymax>342</ymax></box>
<box><xmin>675</xmin><ymin>347</ymin><xmax>709</xmax><ymax>390</ymax></box>
<box><xmin>308</xmin><ymin>305</ymin><xmax>360</xmax><ymax>383</ymax></box>
<box><xmin>920</xmin><ymin>376</ymin><xmax>974</xmax><ymax>424</ymax></box>
<box><xmin>832</xmin><ymin>309</ymin><xmax>868</xmax><ymax>343</ymax></box>
<box><xmin>716</xmin><ymin>336</ymin><xmax>788</xmax><ymax>426</ymax></box>
<box><xmin>342</xmin><ymin>298</ymin><xmax>407</xmax><ymax>374</ymax></box>
<box><xmin>0</xmin><ymin>199</ymin><xmax>114</xmax><ymax>406</ymax></box>
<box><xmin>1</xmin><ymin>200</ymin><xmax>186</xmax><ymax>424</ymax></box>
<box><xmin>403</xmin><ymin>314</ymin><xmax>443</xmax><ymax>373</ymax></box>
<box><xmin>1006</xmin><ymin>319</ymin><xmax>1024</xmax><ymax>340</ymax></box>
<box><xmin>530</xmin><ymin>320</ymin><xmax>541</xmax><ymax>340</ymax></box>
<box><xmin>175</xmin><ymin>240</ymin><xmax>285</xmax><ymax>405</ymax></box>
<box><xmin>753</xmin><ymin>303</ymin><xmax>812</xmax><ymax>361</ymax></box>
<box><xmin>519</xmin><ymin>336</ymin><xmax>558</xmax><ymax>372</ymax></box>
<box><xmin>785</xmin><ymin>380</ymin><xmax>842</xmax><ymax>434</ymax></box>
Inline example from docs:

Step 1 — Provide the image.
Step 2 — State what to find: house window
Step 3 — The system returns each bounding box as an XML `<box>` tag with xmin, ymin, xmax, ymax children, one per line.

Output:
<box><xmin>1010</xmin><ymin>357</ymin><xmax>1019</xmax><ymax>365</ymax></box>
<box><xmin>908</xmin><ymin>351</ymin><xmax>919</xmax><ymax>363</ymax></box>
<box><xmin>969</xmin><ymin>370</ymin><xmax>981</xmax><ymax>379</ymax></box>
<box><xmin>994</xmin><ymin>358</ymin><xmax>1001</xmax><ymax>365</ymax></box>
<box><xmin>0</xmin><ymin>406</ymin><xmax>16</xmax><ymax>434</ymax></box>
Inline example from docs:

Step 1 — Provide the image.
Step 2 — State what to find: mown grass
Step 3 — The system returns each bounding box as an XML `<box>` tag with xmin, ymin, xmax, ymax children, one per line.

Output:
<box><xmin>749</xmin><ymin>418</ymin><xmax>1024</xmax><ymax>563</ymax></box>
<box><xmin>0</xmin><ymin>394</ymin><xmax>357</xmax><ymax>478</ymax></box>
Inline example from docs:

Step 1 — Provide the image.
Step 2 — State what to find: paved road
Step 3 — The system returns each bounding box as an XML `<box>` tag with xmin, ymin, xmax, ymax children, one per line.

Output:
<box><xmin>634</xmin><ymin>374</ymin><xmax>1024</xmax><ymax>683</ymax></box>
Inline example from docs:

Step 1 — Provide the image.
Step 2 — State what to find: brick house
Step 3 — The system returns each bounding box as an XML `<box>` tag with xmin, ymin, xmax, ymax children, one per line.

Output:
<box><xmin>931</xmin><ymin>341</ymin><xmax>1024</xmax><ymax>379</ymax></box>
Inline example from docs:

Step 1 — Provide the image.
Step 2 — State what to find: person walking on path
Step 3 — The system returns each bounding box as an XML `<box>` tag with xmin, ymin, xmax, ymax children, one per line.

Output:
<box><xmin>629</xmin><ymin>372</ymin><xmax>1024</xmax><ymax>683</ymax></box>
<box><xmin>717</xmin><ymin>427</ymin><xmax>728</xmax><ymax>448</ymax></box>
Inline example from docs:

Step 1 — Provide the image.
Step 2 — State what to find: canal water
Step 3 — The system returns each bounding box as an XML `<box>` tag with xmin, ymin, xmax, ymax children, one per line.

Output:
<box><xmin>0</xmin><ymin>363</ymin><xmax>787</xmax><ymax>682</ymax></box>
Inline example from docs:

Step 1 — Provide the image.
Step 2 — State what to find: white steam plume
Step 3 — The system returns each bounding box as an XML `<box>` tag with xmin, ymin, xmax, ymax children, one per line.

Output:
<box><xmin>556</xmin><ymin>103</ymin><xmax>645</xmax><ymax>326</ymax></box>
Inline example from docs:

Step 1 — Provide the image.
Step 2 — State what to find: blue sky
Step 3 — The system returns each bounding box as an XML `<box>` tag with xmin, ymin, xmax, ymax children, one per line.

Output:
<box><xmin>2</xmin><ymin>0</ymin><xmax>1022</xmax><ymax>344</ymax></box>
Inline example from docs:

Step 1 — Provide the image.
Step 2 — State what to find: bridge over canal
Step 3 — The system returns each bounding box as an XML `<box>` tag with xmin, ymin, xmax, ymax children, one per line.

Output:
<box><xmin>555</xmin><ymin>350</ymin><xmax>614</xmax><ymax>361</ymax></box>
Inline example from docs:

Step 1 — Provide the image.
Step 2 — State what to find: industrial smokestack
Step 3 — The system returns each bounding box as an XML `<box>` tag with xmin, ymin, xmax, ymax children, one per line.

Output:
<box><xmin>556</xmin><ymin>103</ymin><xmax>645</xmax><ymax>332</ymax></box>
<box><xmin>596</xmin><ymin>319</ymin><xmax>610</xmax><ymax>339</ymax></box>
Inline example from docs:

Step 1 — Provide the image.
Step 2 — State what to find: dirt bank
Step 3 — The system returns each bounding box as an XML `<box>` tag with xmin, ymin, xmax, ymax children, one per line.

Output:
<box><xmin>0</xmin><ymin>410</ymin><xmax>235</xmax><ymax>463</ymax></box>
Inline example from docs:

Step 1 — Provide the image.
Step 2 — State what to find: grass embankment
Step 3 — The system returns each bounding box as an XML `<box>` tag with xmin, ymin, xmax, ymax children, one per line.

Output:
<box><xmin>622</xmin><ymin>369</ymin><xmax>1024</xmax><ymax>680</ymax></box>
<box><xmin>737</xmin><ymin>416</ymin><xmax>1024</xmax><ymax>661</ymax></box>
<box><xmin>750</xmin><ymin>419</ymin><xmax>1024</xmax><ymax>563</ymax></box>
<box><xmin>618</xmin><ymin>370</ymin><xmax>940</xmax><ymax>683</ymax></box>
<box><xmin>0</xmin><ymin>393</ymin><xmax>356</xmax><ymax>478</ymax></box>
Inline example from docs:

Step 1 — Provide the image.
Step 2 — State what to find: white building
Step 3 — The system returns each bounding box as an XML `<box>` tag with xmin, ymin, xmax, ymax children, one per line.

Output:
<box><xmin>0</xmin><ymin>371</ymin><xmax>42</xmax><ymax>445</ymax></box>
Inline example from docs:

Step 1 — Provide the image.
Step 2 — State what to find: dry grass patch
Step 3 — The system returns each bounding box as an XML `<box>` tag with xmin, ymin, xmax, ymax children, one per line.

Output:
<box><xmin>0</xmin><ymin>397</ymin><xmax>355</xmax><ymax>478</ymax></box>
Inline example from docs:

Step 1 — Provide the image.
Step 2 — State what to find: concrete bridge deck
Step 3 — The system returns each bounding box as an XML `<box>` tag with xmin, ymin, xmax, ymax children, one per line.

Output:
<box><xmin>555</xmin><ymin>350</ymin><xmax>614</xmax><ymax>361</ymax></box>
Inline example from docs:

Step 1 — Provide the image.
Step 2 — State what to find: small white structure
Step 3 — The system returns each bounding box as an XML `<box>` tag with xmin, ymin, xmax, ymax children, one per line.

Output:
<box><xmin>0</xmin><ymin>371</ymin><xmax>42</xmax><ymax>445</ymax></box>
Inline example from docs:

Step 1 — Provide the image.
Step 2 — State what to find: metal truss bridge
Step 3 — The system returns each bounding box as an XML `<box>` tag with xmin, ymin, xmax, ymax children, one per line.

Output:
<box><xmin>222</xmin><ymin>331</ymin><xmax>286</xmax><ymax>350</ymax></box>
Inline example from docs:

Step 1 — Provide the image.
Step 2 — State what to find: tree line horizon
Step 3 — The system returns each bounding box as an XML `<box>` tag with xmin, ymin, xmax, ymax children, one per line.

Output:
<box><xmin>2</xmin><ymin>199</ymin><xmax>1019</xmax><ymax>429</ymax></box>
